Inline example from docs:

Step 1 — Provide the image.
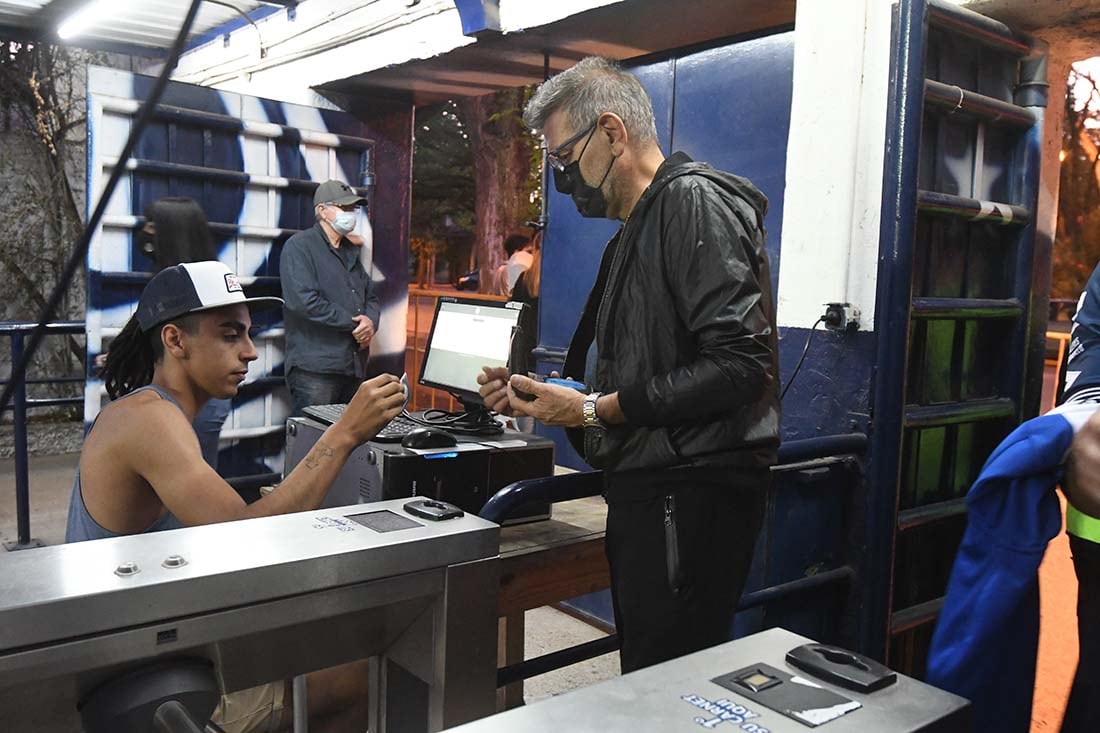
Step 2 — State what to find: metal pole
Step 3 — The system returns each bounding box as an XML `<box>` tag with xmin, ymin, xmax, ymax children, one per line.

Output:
<box><xmin>292</xmin><ymin>674</ymin><xmax>309</xmax><ymax>733</ymax></box>
<box><xmin>5</xmin><ymin>333</ymin><xmax>42</xmax><ymax>551</ymax></box>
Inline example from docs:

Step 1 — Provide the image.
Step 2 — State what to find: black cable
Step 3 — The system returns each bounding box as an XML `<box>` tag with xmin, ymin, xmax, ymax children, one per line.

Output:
<box><xmin>405</xmin><ymin>406</ymin><xmax>504</xmax><ymax>436</ymax></box>
<box><xmin>205</xmin><ymin>0</ymin><xmax>266</xmax><ymax>58</ymax></box>
<box><xmin>781</xmin><ymin>317</ymin><xmax>826</xmax><ymax>401</ymax></box>
<box><xmin>0</xmin><ymin>0</ymin><xmax>204</xmax><ymax>420</ymax></box>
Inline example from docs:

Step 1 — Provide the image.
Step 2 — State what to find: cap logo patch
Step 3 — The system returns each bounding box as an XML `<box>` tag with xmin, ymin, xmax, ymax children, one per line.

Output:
<box><xmin>224</xmin><ymin>273</ymin><xmax>242</xmax><ymax>293</ymax></box>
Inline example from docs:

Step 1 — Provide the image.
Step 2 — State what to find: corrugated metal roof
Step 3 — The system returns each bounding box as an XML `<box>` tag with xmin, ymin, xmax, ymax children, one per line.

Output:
<box><xmin>326</xmin><ymin>0</ymin><xmax>796</xmax><ymax>105</ymax></box>
<box><xmin>0</xmin><ymin>0</ymin><xmax>287</xmax><ymax>53</ymax></box>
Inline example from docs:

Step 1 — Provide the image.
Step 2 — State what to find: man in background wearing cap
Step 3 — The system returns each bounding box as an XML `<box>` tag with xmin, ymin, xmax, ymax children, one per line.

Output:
<box><xmin>281</xmin><ymin>179</ymin><xmax>381</xmax><ymax>416</ymax></box>
<box><xmin>67</xmin><ymin>261</ymin><xmax>404</xmax><ymax>731</ymax></box>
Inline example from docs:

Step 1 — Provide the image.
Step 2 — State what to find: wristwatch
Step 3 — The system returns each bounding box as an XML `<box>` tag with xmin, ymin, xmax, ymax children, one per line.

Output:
<box><xmin>582</xmin><ymin>392</ymin><xmax>605</xmax><ymax>429</ymax></box>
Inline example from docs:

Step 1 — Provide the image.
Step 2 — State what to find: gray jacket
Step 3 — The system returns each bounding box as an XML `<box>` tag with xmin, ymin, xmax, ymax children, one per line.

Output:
<box><xmin>280</xmin><ymin>223</ymin><xmax>380</xmax><ymax>378</ymax></box>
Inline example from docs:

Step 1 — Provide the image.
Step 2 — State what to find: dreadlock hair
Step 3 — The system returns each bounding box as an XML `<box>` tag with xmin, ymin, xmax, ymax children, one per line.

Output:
<box><xmin>102</xmin><ymin>312</ymin><xmax>199</xmax><ymax>399</ymax></box>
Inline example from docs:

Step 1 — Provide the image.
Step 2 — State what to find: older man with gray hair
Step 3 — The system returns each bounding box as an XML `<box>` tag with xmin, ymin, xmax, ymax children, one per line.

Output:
<box><xmin>478</xmin><ymin>57</ymin><xmax>780</xmax><ymax>672</ymax></box>
<box><xmin>281</xmin><ymin>180</ymin><xmax>381</xmax><ymax>416</ymax></box>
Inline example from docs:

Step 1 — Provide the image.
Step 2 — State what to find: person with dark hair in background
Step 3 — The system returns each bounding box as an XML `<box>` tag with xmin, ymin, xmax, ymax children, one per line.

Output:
<box><xmin>479</xmin><ymin>57</ymin><xmax>778</xmax><ymax>673</ymax></box>
<box><xmin>281</xmin><ymin>180</ymin><xmax>381</xmax><ymax>416</ymax></box>
<box><xmin>74</xmin><ymin>261</ymin><xmax>404</xmax><ymax>732</ymax></box>
<box><xmin>126</xmin><ymin>196</ymin><xmax>231</xmax><ymax>470</ymax></box>
<box><xmin>496</xmin><ymin>233</ymin><xmax>534</xmax><ymax>297</ymax></box>
<box><xmin>509</xmin><ymin>234</ymin><xmax>541</xmax><ymax>376</ymax></box>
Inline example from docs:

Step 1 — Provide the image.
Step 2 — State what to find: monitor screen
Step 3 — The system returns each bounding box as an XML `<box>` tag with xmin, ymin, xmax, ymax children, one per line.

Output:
<box><xmin>419</xmin><ymin>298</ymin><xmax>523</xmax><ymax>399</ymax></box>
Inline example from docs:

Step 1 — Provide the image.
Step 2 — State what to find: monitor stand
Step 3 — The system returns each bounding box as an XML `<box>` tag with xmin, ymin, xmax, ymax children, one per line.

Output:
<box><xmin>455</xmin><ymin>396</ymin><xmax>504</xmax><ymax>436</ymax></box>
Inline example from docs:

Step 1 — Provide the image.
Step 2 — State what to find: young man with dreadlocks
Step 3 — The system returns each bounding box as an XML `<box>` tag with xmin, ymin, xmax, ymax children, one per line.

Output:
<box><xmin>67</xmin><ymin>261</ymin><xmax>403</xmax><ymax>732</ymax></box>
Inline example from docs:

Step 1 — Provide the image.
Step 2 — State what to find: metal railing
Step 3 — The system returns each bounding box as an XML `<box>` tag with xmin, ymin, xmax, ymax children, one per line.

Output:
<box><xmin>0</xmin><ymin>321</ymin><xmax>85</xmax><ymax>551</ymax></box>
<box><xmin>485</xmin><ymin>433</ymin><xmax>868</xmax><ymax>688</ymax></box>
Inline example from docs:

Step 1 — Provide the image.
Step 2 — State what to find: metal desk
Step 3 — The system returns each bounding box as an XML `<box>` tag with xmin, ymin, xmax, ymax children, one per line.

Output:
<box><xmin>0</xmin><ymin>500</ymin><xmax>500</xmax><ymax>733</ymax></box>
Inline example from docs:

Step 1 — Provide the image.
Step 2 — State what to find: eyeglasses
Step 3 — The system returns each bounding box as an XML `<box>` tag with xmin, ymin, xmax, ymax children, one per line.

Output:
<box><xmin>545</xmin><ymin>121</ymin><xmax>598</xmax><ymax>172</ymax></box>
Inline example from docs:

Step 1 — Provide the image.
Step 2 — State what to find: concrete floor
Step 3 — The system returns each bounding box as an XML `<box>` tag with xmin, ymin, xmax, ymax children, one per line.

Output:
<box><xmin>0</xmin><ymin>451</ymin><xmax>619</xmax><ymax>706</ymax></box>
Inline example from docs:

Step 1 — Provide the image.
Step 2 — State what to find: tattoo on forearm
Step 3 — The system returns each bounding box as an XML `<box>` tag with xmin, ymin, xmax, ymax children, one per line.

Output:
<box><xmin>304</xmin><ymin>441</ymin><xmax>336</xmax><ymax>470</ymax></box>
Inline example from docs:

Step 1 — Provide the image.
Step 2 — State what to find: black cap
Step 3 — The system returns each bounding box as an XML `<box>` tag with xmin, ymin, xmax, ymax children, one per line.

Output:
<box><xmin>137</xmin><ymin>261</ymin><xmax>283</xmax><ymax>332</ymax></box>
<box><xmin>313</xmin><ymin>180</ymin><xmax>367</xmax><ymax>208</ymax></box>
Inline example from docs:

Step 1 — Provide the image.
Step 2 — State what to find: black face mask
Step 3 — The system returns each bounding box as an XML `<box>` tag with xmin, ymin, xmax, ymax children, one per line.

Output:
<box><xmin>553</xmin><ymin>157</ymin><xmax>615</xmax><ymax>219</ymax></box>
<box><xmin>135</xmin><ymin>228</ymin><xmax>156</xmax><ymax>257</ymax></box>
<box><xmin>550</xmin><ymin>125</ymin><xmax>615</xmax><ymax>219</ymax></box>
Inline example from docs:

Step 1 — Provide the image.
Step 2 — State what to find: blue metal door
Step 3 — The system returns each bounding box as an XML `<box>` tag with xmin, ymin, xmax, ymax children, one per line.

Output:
<box><xmin>867</xmin><ymin>0</ymin><xmax>1047</xmax><ymax>674</ymax></box>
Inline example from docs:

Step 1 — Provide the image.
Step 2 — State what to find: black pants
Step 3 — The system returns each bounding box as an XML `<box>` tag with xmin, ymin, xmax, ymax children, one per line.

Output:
<box><xmin>1063</xmin><ymin>534</ymin><xmax>1100</xmax><ymax>732</ymax></box>
<box><xmin>604</xmin><ymin>466</ymin><xmax>768</xmax><ymax>673</ymax></box>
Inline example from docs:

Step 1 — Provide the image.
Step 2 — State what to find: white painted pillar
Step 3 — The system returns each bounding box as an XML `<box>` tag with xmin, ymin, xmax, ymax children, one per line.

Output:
<box><xmin>776</xmin><ymin>0</ymin><xmax>893</xmax><ymax>330</ymax></box>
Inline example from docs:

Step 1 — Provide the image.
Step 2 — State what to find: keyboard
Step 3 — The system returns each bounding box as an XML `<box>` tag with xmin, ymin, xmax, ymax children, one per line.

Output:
<box><xmin>301</xmin><ymin>404</ymin><xmax>422</xmax><ymax>443</ymax></box>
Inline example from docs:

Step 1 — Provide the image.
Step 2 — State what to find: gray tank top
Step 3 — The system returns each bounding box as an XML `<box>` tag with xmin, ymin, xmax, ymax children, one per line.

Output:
<box><xmin>65</xmin><ymin>385</ymin><xmax>185</xmax><ymax>543</ymax></box>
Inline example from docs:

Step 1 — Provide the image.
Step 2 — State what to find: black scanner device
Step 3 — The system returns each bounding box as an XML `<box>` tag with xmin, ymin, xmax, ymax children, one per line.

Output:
<box><xmin>401</xmin><ymin>427</ymin><xmax>459</xmax><ymax>449</ymax></box>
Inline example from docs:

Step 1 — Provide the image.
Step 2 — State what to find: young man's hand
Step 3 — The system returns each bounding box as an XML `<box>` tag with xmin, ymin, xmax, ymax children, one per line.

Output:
<box><xmin>336</xmin><ymin>374</ymin><xmax>405</xmax><ymax>445</ymax></box>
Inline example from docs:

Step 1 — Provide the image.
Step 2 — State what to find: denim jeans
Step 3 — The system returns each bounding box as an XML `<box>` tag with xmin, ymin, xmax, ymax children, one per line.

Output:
<box><xmin>194</xmin><ymin>397</ymin><xmax>231</xmax><ymax>471</ymax></box>
<box><xmin>286</xmin><ymin>368</ymin><xmax>362</xmax><ymax>417</ymax></box>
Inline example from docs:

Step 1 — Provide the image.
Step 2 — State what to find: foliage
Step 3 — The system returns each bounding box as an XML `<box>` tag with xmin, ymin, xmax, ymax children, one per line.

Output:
<box><xmin>411</xmin><ymin>100</ymin><xmax>475</xmax><ymax>238</ymax></box>
<box><xmin>410</xmin><ymin>91</ymin><xmax>541</xmax><ymax>289</ymax></box>
<box><xmin>1054</xmin><ymin>66</ymin><xmax>1100</xmax><ymax>299</ymax></box>
<box><xmin>0</xmin><ymin>41</ymin><xmax>97</xmax><ymax>416</ymax></box>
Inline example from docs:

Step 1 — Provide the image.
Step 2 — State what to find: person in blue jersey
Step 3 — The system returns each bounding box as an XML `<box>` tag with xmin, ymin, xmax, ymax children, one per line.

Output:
<box><xmin>1060</xmin><ymin>262</ymin><xmax>1100</xmax><ymax>732</ymax></box>
<box><xmin>71</xmin><ymin>261</ymin><xmax>404</xmax><ymax>733</ymax></box>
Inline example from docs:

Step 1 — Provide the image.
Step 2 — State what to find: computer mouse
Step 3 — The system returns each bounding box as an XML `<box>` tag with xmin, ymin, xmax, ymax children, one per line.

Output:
<box><xmin>401</xmin><ymin>427</ymin><xmax>458</xmax><ymax>449</ymax></box>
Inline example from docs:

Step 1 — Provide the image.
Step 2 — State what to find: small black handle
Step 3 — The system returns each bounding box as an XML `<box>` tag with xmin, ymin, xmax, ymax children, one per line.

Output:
<box><xmin>786</xmin><ymin>643</ymin><xmax>897</xmax><ymax>693</ymax></box>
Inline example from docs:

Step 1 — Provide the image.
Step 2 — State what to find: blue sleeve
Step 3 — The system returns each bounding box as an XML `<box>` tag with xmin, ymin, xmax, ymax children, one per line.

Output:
<box><xmin>1064</xmin><ymin>263</ymin><xmax>1100</xmax><ymax>404</ymax></box>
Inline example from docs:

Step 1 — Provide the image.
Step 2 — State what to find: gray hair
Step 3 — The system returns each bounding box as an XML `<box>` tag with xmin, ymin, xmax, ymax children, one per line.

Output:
<box><xmin>523</xmin><ymin>57</ymin><xmax>658</xmax><ymax>146</ymax></box>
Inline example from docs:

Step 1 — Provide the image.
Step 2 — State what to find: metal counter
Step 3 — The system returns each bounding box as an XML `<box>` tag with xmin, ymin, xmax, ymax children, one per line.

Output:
<box><xmin>0</xmin><ymin>499</ymin><xmax>500</xmax><ymax>733</ymax></box>
<box><xmin>447</xmin><ymin>628</ymin><xmax>969</xmax><ymax>732</ymax></box>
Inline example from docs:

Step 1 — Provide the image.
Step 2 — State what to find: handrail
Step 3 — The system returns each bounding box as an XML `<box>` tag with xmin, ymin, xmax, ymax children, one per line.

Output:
<box><xmin>1</xmin><ymin>321</ymin><xmax>86</xmax><ymax>551</ymax></box>
<box><xmin>485</xmin><ymin>433</ymin><xmax>867</xmax><ymax>688</ymax></box>
<box><xmin>482</xmin><ymin>433</ymin><xmax>867</xmax><ymax>525</ymax></box>
<box><xmin>496</xmin><ymin>566</ymin><xmax>857</xmax><ymax>688</ymax></box>
<box><xmin>0</xmin><ymin>321</ymin><xmax>84</xmax><ymax>334</ymax></box>
<box><xmin>407</xmin><ymin>287</ymin><xmax>508</xmax><ymax>302</ymax></box>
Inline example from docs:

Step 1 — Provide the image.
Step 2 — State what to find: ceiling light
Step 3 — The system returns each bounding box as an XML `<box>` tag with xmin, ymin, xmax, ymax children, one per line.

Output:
<box><xmin>58</xmin><ymin>0</ymin><xmax>131</xmax><ymax>41</ymax></box>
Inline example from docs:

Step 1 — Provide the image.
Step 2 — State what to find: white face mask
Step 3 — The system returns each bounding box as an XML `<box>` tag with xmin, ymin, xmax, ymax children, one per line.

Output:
<box><xmin>324</xmin><ymin>206</ymin><xmax>357</xmax><ymax>236</ymax></box>
<box><xmin>333</xmin><ymin>209</ymin><xmax>358</xmax><ymax>235</ymax></box>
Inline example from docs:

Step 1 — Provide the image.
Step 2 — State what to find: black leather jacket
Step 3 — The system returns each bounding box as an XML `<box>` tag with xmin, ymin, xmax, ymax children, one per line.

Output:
<box><xmin>563</xmin><ymin>152</ymin><xmax>780</xmax><ymax>473</ymax></box>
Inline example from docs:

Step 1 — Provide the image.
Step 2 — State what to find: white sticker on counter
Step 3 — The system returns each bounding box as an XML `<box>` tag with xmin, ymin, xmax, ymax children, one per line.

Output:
<box><xmin>681</xmin><ymin>694</ymin><xmax>769</xmax><ymax>731</ymax></box>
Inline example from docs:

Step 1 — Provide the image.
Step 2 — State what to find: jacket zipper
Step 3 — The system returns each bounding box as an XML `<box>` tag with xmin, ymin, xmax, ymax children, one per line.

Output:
<box><xmin>594</xmin><ymin>223</ymin><xmax>630</xmax><ymax>360</ymax></box>
<box><xmin>664</xmin><ymin>493</ymin><xmax>683</xmax><ymax>596</ymax></box>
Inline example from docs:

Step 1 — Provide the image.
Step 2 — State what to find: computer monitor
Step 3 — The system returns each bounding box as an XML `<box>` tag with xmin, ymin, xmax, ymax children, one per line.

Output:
<box><xmin>419</xmin><ymin>297</ymin><xmax>524</xmax><ymax>406</ymax></box>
